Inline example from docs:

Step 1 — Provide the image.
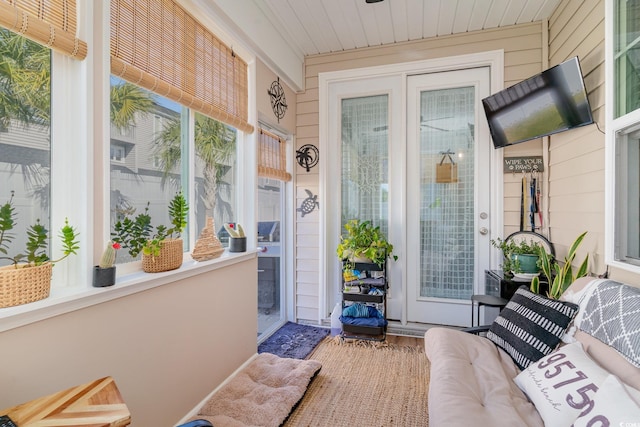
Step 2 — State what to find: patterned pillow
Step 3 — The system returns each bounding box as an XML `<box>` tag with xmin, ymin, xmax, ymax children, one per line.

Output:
<box><xmin>578</xmin><ymin>280</ymin><xmax>640</xmax><ymax>367</ymax></box>
<box><xmin>572</xmin><ymin>374</ymin><xmax>640</xmax><ymax>427</ymax></box>
<box><xmin>514</xmin><ymin>342</ymin><xmax>610</xmax><ymax>427</ymax></box>
<box><xmin>487</xmin><ymin>285</ymin><xmax>579</xmax><ymax>370</ymax></box>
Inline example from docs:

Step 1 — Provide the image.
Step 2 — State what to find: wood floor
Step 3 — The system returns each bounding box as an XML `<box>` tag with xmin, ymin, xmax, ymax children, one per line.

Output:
<box><xmin>385</xmin><ymin>333</ymin><xmax>424</xmax><ymax>347</ymax></box>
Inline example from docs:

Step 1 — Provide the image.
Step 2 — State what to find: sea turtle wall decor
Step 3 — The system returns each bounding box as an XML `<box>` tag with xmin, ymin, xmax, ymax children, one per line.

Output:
<box><xmin>297</xmin><ymin>189</ymin><xmax>319</xmax><ymax>217</ymax></box>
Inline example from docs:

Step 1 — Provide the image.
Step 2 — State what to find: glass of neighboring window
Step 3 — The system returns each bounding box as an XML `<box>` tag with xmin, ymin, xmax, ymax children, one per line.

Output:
<box><xmin>614</xmin><ymin>0</ymin><xmax>640</xmax><ymax>118</ymax></box>
<box><xmin>109</xmin><ymin>77</ymin><xmax>185</xmax><ymax>263</ymax></box>
<box><xmin>612</xmin><ymin>0</ymin><xmax>640</xmax><ymax>268</ymax></box>
<box><xmin>192</xmin><ymin>112</ymin><xmax>238</xmax><ymax>246</ymax></box>
<box><xmin>0</xmin><ymin>29</ymin><xmax>51</xmax><ymax>267</ymax></box>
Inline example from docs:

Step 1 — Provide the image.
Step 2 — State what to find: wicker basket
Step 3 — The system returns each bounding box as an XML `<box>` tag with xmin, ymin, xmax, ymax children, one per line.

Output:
<box><xmin>0</xmin><ymin>263</ymin><xmax>53</xmax><ymax>308</ymax></box>
<box><xmin>142</xmin><ymin>238</ymin><xmax>184</xmax><ymax>273</ymax></box>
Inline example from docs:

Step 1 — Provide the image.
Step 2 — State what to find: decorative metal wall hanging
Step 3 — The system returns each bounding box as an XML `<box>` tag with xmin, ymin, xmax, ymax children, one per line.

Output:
<box><xmin>296</xmin><ymin>144</ymin><xmax>319</xmax><ymax>172</ymax></box>
<box><xmin>297</xmin><ymin>189</ymin><xmax>319</xmax><ymax>217</ymax></box>
<box><xmin>268</xmin><ymin>77</ymin><xmax>287</xmax><ymax>122</ymax></box>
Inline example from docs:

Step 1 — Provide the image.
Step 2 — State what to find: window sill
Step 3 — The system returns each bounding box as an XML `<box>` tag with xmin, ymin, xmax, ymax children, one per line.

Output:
<box><xmin>0</xmin><ymin>250</ymin><xmax>257</xmax><ymax>333</ymax></box>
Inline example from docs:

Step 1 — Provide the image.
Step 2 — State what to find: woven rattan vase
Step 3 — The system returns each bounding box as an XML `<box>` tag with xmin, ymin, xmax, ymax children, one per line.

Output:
<box><xmin>142</xmin><ymin>238</ymin><xmax>183</xmax><ymax>273</ymax></box>
<box><xmin>0</xmin><ymin>262</ymin><xmax>53</xmax><ymax>308</ymax></box>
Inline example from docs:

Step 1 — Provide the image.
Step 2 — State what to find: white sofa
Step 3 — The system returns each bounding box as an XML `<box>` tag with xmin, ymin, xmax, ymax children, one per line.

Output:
<box><xmin>424</xmin><ymin>277</ymin><xmax>640</xmax><ymax>426</ymax></box>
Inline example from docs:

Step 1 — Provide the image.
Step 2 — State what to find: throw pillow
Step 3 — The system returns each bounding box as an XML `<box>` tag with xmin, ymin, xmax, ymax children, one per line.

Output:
<box><xmin>486</xmin><ymin>285</ymin><xmax>579</xmax><ymax>370</ymax></box>
<box><xmin>514</xmin><ymin>342</ymin><xmax>610</xmax><ymax>427</ymax></box>
<box><xmin>572</xmin><ymin>374</ymin><xmax>640</xmax><ymax>427</ymax></box>
<box><xmin>578</xmin><ymin>280</ymin><xmax>640</xmax><ymax>367</ymax></box>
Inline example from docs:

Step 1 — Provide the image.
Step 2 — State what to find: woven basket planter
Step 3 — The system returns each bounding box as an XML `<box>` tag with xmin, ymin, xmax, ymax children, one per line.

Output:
<box><xmin>142</xmin><ymin>238</ymin><xmax>184</xmax><ymax>273</ymax></box>
<box><xmin>0</xmin><ymin>262</ymin><xmax>53</xmax><ymax>308</ymax></box>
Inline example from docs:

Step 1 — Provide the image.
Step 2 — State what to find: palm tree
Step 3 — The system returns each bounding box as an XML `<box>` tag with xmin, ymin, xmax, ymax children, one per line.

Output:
<box><xmin>0</xmin><ymin>29</ymin><xmax>50</xmax><ymax>130</ymax></box>
<box><xmin>110</xmin><ymin>79</ymin><xmax>154</xmax><ymax>130</ymax></box>
<box><xmin>153</xmin><ymin>112</ymin><xmax>236</xmax><ymax>221</ymax></box>
<box><xmin>0</xmin><ymin>29</ymin><xmax>51</xmax><ymax>212</ymax></box>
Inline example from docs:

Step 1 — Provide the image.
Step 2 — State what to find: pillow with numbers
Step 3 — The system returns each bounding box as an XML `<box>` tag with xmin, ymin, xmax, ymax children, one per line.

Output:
<box><xmin>572</xmin><ymin>374</ymin><xmax>640</xmax><ymax>427</ymax></box>
<box><xmin>514</xmin><ymin>341</ymin><xmax>609</xmax><ymax>427</ymax></box>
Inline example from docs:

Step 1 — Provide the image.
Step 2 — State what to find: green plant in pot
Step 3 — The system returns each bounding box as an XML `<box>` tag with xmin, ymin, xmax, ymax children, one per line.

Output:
<box><xmin>491</xmin><ymin>237</ymin><xmax>543</xmax><ymax>275</ymax></box>
<box><xmin>531</xmin><ymin>231</ymin><xmax>589</xmax><ymax>299</ymax></box>
<box><xmin>336</xmin><ymin>219</ymin><xmax>397</xmax><ymax>271</ymax></box>
<box><xmin>0</xmin><ymin>191</ymin><xmax>79</xmax><ymax>307</ymax></box>
<box><xmin>112</xmin><ymin>192</ymin><xmax>188</xmax><ymax>272</ymax></box>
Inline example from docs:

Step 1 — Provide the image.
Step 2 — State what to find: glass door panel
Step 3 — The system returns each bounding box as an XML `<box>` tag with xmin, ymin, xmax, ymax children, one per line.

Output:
<box><xmin>340</xmin><ymin>95</ymin><xmax>389</xmax><ymax>233</ymax></box>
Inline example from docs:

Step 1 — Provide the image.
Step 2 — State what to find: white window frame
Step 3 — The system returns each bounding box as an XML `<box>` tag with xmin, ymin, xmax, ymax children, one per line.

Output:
<box><xmin>605</xmin><ymin>0</ymin><xmax>640</xmax><ymax>273</ymax></box>
<box><xmin>0</xmin><ymin>0</ymin><xmax>258</xmax><ymax>333</ymax></box>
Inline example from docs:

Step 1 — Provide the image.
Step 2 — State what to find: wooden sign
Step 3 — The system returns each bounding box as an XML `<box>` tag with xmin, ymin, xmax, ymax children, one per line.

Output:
<box><xmin>503</xmin><ymin>156</ymin><xmax>544</xmax><ymax>173</ymax></box>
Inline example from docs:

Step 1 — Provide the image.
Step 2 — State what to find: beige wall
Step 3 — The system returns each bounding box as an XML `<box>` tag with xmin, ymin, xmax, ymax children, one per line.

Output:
<box><xmin>293</xmin><ymin>0</ymin><xmax>636</xmax><ymax>321</ymax></box>
<box><xmin>296</xmin><ymin>23</ymin><xmax>546</xmax><ymax>321</ymax></box>
<box><xmin>0</xmin><ymin>258</ymin><xmax>258</xmax><ymax>426</ymax></box>
<box><xmin>257</xmin><ymin>58</ymin><xmax>297</xmax><ymax>132</ymax></box>
<box><xmin>546</xmin><ymin>0</ymin><xmax>619</xmax><ymax>282</ymax></box>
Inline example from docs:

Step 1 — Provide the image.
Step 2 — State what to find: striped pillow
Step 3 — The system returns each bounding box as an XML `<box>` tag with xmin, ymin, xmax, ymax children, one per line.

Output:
<box><xmin>486</xmin><ymin>285</ymin><xmax>579</xmax><ymax>370</ymax></box>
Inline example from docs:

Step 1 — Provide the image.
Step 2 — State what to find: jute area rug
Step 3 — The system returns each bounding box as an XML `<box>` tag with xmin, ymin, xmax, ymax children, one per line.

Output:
<box><xmin>284</xmin><ymin>336</ymin><xmax>430</xmax><ymax>427</ymax></box>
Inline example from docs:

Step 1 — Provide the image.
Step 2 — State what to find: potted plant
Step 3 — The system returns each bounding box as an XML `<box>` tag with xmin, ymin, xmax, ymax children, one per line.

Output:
<box><xmin>336</xmin><ymin>219</ymin><xmax>397</xmax><ymax>271</ymax></box>
<box><xmin>0</xmin><ymin>191</ymin><xmax>79</xmax><ymax>307</ymax></box>
<box><xmin>224</xmin><ymin>223</ymin><xmax>246</xmax><ymax>252</ymax></box>
<box><xmin>491</xmin><ymin>237</ymin><xmax>543</xmax><ymax>276</ymax></box>
<box><xmin>531</xmin><ymin>231</ymin><xmax>589</xmax><ymax>299</ymax></box>
<box><xmin>112</xmin><ymin>192</ymin><xmax>188</xmax><ymax>273</ymax></box>
<box><xmin>93</xmin><ymin>241</ymin><xmax>121</xmax><ymax>287</ymax></box>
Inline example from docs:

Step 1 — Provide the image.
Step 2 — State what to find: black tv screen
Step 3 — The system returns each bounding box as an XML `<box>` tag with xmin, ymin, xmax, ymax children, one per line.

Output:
<box><xmin>482</xmin><ymin>57</ymin><xmax>594</xmax><ymax>149</ymax></box>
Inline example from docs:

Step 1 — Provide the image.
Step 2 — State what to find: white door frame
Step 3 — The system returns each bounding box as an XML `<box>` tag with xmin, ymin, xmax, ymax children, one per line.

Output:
<box><xmin>318</xmin><ymin>50</ymin><xmax>505</xmax><ymax>325</ymax></box>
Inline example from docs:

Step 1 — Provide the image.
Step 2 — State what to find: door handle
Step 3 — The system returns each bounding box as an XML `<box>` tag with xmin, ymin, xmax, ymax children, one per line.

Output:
<box><xmin>479</xmin><ymin>227</ymin><xmax>488</xmax><ymax>235</ymax></box>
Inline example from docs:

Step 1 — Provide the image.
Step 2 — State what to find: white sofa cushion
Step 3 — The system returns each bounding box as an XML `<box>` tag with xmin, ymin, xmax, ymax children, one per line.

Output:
<box><xmin>424</xmin><ymin>327</ymin><xmax>543</xmax><ymax>426</ymax></box>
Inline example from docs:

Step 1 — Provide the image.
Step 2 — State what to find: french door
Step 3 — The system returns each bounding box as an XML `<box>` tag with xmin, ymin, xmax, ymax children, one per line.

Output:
<box><xmin>323</xmin><ymin>56</ymin><xmax>498</xmax><ymax>327</ymax></box>
<box><xmin>406</xmin><ymin>68</ymin><xmax>492</xmax><ymax>326</ymax></box>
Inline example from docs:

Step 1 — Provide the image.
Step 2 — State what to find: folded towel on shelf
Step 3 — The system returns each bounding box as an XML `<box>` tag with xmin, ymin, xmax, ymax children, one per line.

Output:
<box><xmin>342</xmin><ymin>303</ymin><xmax>383</xmax><ymax>318</ymax></box>
<box><xmin>339</xmin><ymin>315</ymin><xmax>388</xmax><ymax>327</ymax></box>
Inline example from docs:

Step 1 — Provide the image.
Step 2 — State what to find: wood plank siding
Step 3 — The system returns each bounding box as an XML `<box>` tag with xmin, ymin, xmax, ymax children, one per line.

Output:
<box><xmin>295</xmin><ymin>23</ymin><xmax>546</xmax><ymax>322</ymax></box>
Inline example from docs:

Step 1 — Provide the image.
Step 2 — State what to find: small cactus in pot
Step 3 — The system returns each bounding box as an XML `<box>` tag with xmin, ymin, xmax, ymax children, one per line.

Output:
<box><xmin>93</xmin><ymin>241</ymin><xmax>121</xmax><ymax>287</ymax></box>
<box><xmin>99</xmin><ymin>241</ymin><xmax>121</xmax><ymax>268</ymax></box>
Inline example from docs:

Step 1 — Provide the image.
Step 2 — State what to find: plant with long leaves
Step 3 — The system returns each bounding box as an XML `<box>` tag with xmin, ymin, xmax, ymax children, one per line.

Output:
<box><xmin>531</xmin><ymin>231</ymin><xmax>589</xmax><ymax>299</ymax></box>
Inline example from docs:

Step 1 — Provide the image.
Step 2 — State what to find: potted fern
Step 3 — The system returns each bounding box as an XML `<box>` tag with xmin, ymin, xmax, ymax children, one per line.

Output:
<box><xmin>336</xmin><ymin>219</ymin><xmax>397</xmax><ymax>271</ymax></box>
<box><xmin>491</xmin><ymin>237</ymin><xmax>543</xmax><ymax>276</ymax></box>
<box><xmin>112</xmin><ymin>192</ymin><xmax>188</xmax><ymax>273</ymax></box>
<box><xmin>0</xmin><ymin>191</ymin><xmax>80</xmax><ymax>307</ymax></box>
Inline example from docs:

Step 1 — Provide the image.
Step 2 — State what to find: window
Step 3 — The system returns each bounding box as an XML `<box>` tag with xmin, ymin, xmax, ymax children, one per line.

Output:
<box><xmin>193</xmin><ymin>112</ymin><xmax>238</xmax><ymax>245</ymax></box>
<box><xmin>0</xmin><ymin>29</ymin><xmax>52</xmax><ymax>267</ymax></box>
<box><xmin>609</xmin><ymin>0</ymin><xmax>640</xmax><ymax>269</ymax></box>
<box><xmin>109</xmin><ymin>80</ymin><xmax>241</xmax><ymax>263</ymax></box>
<box><xmin>110</xmin><ymin>145</ymin><xmax>126</xmax><ymax>163</ymax></box>
<box><xmin>109</xmin><ymin>78</ymin><xmax>186</xmax><ymax>263</ymax></box>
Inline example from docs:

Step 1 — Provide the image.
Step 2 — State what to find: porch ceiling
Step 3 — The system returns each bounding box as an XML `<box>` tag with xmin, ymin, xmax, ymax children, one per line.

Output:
<box><xmin>262</xmin><ymin>0</ymin><xmax>562</xmax><ymax>57</ymax></box>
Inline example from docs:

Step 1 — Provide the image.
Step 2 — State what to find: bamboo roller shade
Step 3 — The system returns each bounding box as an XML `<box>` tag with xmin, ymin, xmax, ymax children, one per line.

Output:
<box><xmin>258</xmin><ymin>128</ymin><xmax>291</xmax><ymax>181</ymax></box>
<box><xmin>110</xmin><ymin>0</ymin><xmax>253</xmax><ymax>134</ymax></box>
<box><xmin>0</xmin><ymin>0</ymin><xmax>87</xmax><ymax>59</ymax></box>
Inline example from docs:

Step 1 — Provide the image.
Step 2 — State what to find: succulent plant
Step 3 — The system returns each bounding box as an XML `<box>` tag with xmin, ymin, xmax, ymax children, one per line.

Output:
<box><xmin>224</xmin><ymin>223</ymin><xmax>245</xmax><ymax>238</ymax></box>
